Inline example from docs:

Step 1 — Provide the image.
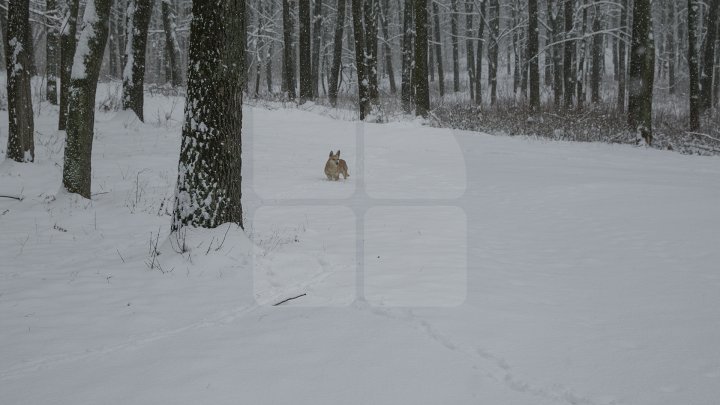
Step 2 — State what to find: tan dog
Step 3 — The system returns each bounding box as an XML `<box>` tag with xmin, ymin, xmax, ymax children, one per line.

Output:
<box><xmin>324</xmin><ymin>150</ymin><xmax>349</xmax><ymax>180</ymax></box>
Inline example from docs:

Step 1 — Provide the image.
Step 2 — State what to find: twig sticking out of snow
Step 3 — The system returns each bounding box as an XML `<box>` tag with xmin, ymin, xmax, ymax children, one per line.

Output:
<box><xmin>272</xmin><ymin>293</ymin><xmax>307</xmax><ymax>306</ymax></box>
<box><xmin>0</xmin><ymin>195</ymin><xmax>24</xmax><ymax>201</ymax></box>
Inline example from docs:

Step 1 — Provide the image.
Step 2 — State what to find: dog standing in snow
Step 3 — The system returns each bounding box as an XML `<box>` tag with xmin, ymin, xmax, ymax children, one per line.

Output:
<box><xmin>324</xmin><ymin>150</ymin><xmax>349</xmax><ymax>181</ymax></box>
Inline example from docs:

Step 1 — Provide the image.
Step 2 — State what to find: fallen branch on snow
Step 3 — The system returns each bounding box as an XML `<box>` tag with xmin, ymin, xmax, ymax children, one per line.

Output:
<box><xmin>272</xmin><ymin>293</ymin><xmax>307</xmax><ymax>306</ymax></box>
<box><xmin>0</xmin><ymin>195</ymin><xmax>24</xmax><ymax>201</ymax></box>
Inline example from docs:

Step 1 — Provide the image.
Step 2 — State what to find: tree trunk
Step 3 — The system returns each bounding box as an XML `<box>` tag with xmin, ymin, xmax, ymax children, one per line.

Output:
<box><xmin>551</xmin><ymin>0</ymin><xmax>563</xmax><ymax>109</ymax></box>
<box><xmin>432</xmin><ymin>1</ymin><xmax>444</xmax><ymax>97</ymax></box>
<box><xmin>172</xmin><ymin>0</ymin><xmax>244</xmax><ymax>231</ymax></box>
<box><xmin>62</xmin><ymin>0</ymin><xmax>112</xmax><ymax>197</ymax></box>
<box><xmin>576</xmin><ymin>1</ymin><xmax>587</xmax><ymax>110</ymax></box>
<box><xmin>351</xmin><ymin>0</ymin><xmax>369</xmax><ymax>119</ymax></box>
<box><xmin>380</xmin><ymin>0</ymin><xmax>396</xmax><ymax>94</ymax></box>
<box><xmin>329</xmin><ymin>0</ymin><xmax>346</xmax><ymax>105</ymax></box>
<box><xmin>688</xmin><ymin>0</ymin><xmax>700</xmax><ymax>131</ymax></box>
<box><xmin>591</xmin><ymin>6</ymin><xmax>602</xmax><ymax>103</ymax></box>
<box><xmin>627</xmin><ymin>0</ymin><xmax>655</xmax><ymax>144</ymax></box>
<box><xmin>450</xmin><ymin>0</ymin><xmax>460</xmax><ymax>92</ymax></box>
<box><xmin>0</xmin><ymin>8</ymin><xmax>6</xmax><ymax>71</ymax></box>
<box><xmin>666</xmin><ymin>1</ymin><xmax>676</xmax><ymax>95</ymax></box>
<box><xmin>59</xmin><ymin>0</ymin><xmax>80</xmax><ymax>130</ymax></box>
<box><xmin>299</xmin><ymin>0</ymin><xmax>312</xmax><ymax>101</ymax></box>
<box><xmin>283</xmin><ymin>0</ymin><xmax>297</xmax><ymax>100</ymax></box>
<box><xmin>46</xmin><ymin>0</ymin><xmax>59</xmax><ymax>104</ymax></box>
<box><xmin>700</xmin><ymin>0</ymin><xmax>719</xmax><ymax>111</ymax></box>
<box><xmin>489</xmin><ymin>0</ymin><xmax>499</xmax><ymax>105</ymax></box>
<box><xmin>364</xmin><ymin>0</ymin><xmax>379</xmax><ymax>102</ymax></box>
<box><xmin>475</xmin><ymin>0</ymin><xmax>486</xmax><ymax>104</ymax></box>
<box><xmin>5</xmin><ymin>0</ymin><xmax>35</xmax><ymax>162</ymax></box>
<box><xmin>24</xmin><ymin>17</ymin><xmax>36</xmax><ymax>77</ymax></box>
<box><xmin>108</xmin><ymin>8</ymin><xmax>119</xmax><ymax>78</ymax></box>
<box><xmin>563</xmin><ymin>0</ymin><xmax>574</xmax><ymax>108</ymax></box>
<box><xmin>617</xmin><ymin>0</ymin><xmax>627</xmax><ymax>111</ymax></box>
<box><xmin>401</xmin><ymin>0</ymin><xmax>414</xmax><ymax>112</ymax></box>
<box><xmin>121</xmin><ymin>0</ymin><xmax>153</xmax><ymax>121</ymax></box>
<box><xmin>413</xmin><ymin>0</ymin><xmax>430</xmax><ymax>116</ymax></box>
<box><xmin>528</xmin><ymin>0</ymin><xmax>540</xmax><ymax>110</ymax></box>
<box><xmin>465</xmin><ymin>0</ymin><xmax>474</xmax><ymax>100</ymax></box>
<box><xmin>311</xmin><ymin>0</ymin><xmax>323</xmax><ymax>98</ymax></box>
<box><xmin>161</xmin><ymin>0</ymin><xmax>182</xmax><ymax>86</ymax></box>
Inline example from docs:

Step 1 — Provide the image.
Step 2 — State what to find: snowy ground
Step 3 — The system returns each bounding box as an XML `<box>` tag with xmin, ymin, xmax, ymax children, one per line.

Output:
<box><xmin>1</xmin><ymin>89</ymin><xmax>720</xmax><ymax>404</ymax></box>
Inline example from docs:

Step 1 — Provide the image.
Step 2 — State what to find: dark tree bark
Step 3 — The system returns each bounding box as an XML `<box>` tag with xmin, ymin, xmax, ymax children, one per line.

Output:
<box><xmin>666</xmin><ymin>1</ymin><xmax>676</xmax><ymax>95</ymax></box>
<box><xmin>46</xmin><ymin>0</ymin><xmax>59</xmax><ymax>104</ymax></box>
<box><xmin>380</xmin><ymin>0</ymin><xmax>396</xmax><ymax>94</ymax></box>
<box><xmin>591</xmin><ymin>6</ymin><xmax>602</xmax><ymax>103</ymax></box>
<box><xmin>528</xmin><ymin>0</ymin><xmax>540</xmax><ymax>110</ymax></box>
<box><xmin>475</xmin><ymin>0</ymin><xmax>486</xmax><ymax>105</ymax></box>
<box><xmin>283</xmin><ymin>0</ymin><xmax>297</xmax><ymax>99</ymax></box>
<box><xmin>59</xmin><ymin>0</ymin><xmax>80</xmax><ymax>130</ymax></box>
<box><xmin>311</xmin><ymin>0</ymin><xmax>323</xmax><ymax>98</ymax></box>
<box><xmin>0</xmin><ymin>8</ymin><xmax>6</xmax><ymax>71</ymax></box>
<box><xmin>617</xmin><ymin>0</ymin><xmax>628</xmax><ymax>111</ymax></box>
<box><xmin>351</xmin><ymin>0</ymin><xmax>369</xmax><ymax>119</ymax></box>
<box><xmin>432</xmin><ymin>1</ymin><xmax>444</xmax><ymax>96</ymax></box>
<box><xmin>401</xmin><ymin>0</ymin><xmax>414</xmax><ymax>112</ymax></box>
<box><xmin>329</xmin><ymin>0</ymin><xmax>346</xmax><ymax>105</ymax></box>
<box><xmin>450</xmin><ymin>0</ymin><xmax>460</xmax><ymax>92</ymax></box>
<box><xmin>700</xmin><ymin>0</ymin><xmax>719</xmax><ymax>111</ymax></box>
<box><xmin>414</xmin><ymin>0</ymin><xmax>430</xmax><ymax>116</ymax></box>
<box><xmin>627</xmin><ymin>0</ymin><xmax>655</xmax><ymax>144</ymax></box>
<box><xmin>172</xmin><ymin>0</ymin><xmax>244</xmax><ymax>230</ymax></box>
<box><xmin>108</xmin><ymin>7</ymin><xmax>119</xmax><ymax>78</ymax></box>
<box><xmin>465</xmin><ymin>0</ymin><xmax>474</xmax><ymax>100</ymax></box>
<box><xmin>364</xmin><ymin>0</ymin><xmax>379</xmax><ymax>102</ymax></box>
<box><xmin>576</xmin><ymin>1</ymin><xmax>587</xmax><ymax>110</ymax></box>
<box><xmin>550</xmin><ymin>0</ymin><xmax>563</xmax><ymax>109</ymax></box>
<box><xmin>62</xmin><ymin>0</ymin><xmax>112</xmax><ymax>197</ymax></box>
<box><xmin>161</xmin><ymin>0</ymin><xmax>182</xmax><ymax>86</ymax></box>
<box><xmin>5</xmin><ymin>0</ymin><xmax>35</xmax><ymax>162</ymax></box>
<box><xmin>122</xmin><ymin>0</ymin><xmax>153</xmax><ymax>121</ymax></box>
<box><xmin>489</xmin><ymin>0</ymin><xmax>499</xmax><ymax>105</ymax></box>
<box><xmin>299</xmin><ymin>0</ymin><xmax>312</xmax><ymax>101</ymax></box>
<box><xmin>23</xmin><ymin>16</ymin><xmax>36</xmax><ymax>76</ymax></box>
<box><xmin>563</xmin><ymin>0</ymin><xmax>574</xmax><ymax>108</ymax></box>
<box><xmin>688</xmin><ymin>0</ymin><xmax>700</xmax><ymax>131</ymax></box>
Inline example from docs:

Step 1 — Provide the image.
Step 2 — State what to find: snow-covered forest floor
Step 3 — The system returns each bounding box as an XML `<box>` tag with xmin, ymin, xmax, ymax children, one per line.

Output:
<box><xmin>2</xmin><ymin>87</ymin><xmax>720</xmax><ymax>404</ymax></box>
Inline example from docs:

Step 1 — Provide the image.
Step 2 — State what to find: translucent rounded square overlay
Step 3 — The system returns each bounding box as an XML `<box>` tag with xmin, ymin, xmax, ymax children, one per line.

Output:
<box><xmin>247</xmin><ymin>111</ymin><xmax>468</xmax><ymax>307</ymax></box>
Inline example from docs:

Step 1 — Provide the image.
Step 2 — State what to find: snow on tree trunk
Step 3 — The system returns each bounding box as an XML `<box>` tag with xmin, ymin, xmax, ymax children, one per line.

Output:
<box><xmin>400</xmin><ymin>0</ymin><xmax>414</xmax><ymax>112</ymax></box>
<box><xmin>413</xmin><ymin>0</ymin><xmax>430</xmax><ymax>116</ymax></box>
<box><xmin>5</xmin><ymin>0</ymin><xmax>35</xmax><ymax>162</ymax></box>
<box><xmin>700</xmin><ymin>0</ymin><xmax>719</xmax><ymax>111</ymax></box>
<box><xmin>122</xmin><ymin>0</ymin><xmax>153</xmax><ymax>122</ymax></box>
<box><xmin>46</xmin><ymin>0</ymin><xmax>60</xmax><ymax>105</ymax></box>
<box><xmin>171</xmin><ymin>0</ymin><xmax>244</xmax><ymax>231</ymax></box>
<box><xmin>432</xmin><ymin>1</ymin><xmax>444</xmax><ymax>97</ymax></box>
<box><xmin>59</xmin><ymin>0</ymin><xmax>80</xmax><ymax>131</ymax></box>
<box><xmin>329</xmin><ymin>0</ymin><xmax>347</xmax><ymax>106</ymax></box>
<box><xmin>380</xmin><ymin>0</ymin><xmax>396</xmax><ymax>94</ymax></box>
<box><xmin>62</xmin><ymin>0</ymin><xmax>112</xmax><ymax>198</ymax></box>
<box><xmin>351</xmin><ymin>0</ymin><xmax>370</xmax><ymax>119</ymax></box>
<box><xmin>161</xmin><ymin>0</ymin><xmax>182</xmax><ymax>87</ymax></box>
<box><xmin>627</xmin><ymin>0</ymin><xmax>655</xmax><ymax>145</ymax></box>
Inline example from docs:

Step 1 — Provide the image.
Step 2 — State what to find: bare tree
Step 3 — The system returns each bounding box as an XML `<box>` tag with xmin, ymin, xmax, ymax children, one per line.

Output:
<box><xmin>311</xmin><ymin>0</ymin><xmax>323</xmax><ymax>98</ymax></box>
<box><xmin>617</xmin><ymin>0</ymin><xmax>628</xmax><ymax>111</ymax></box>
<box><xmin>563</xmin><ymin>0</ymin><xmax>574</xmax><ymax>108</ymax></box>
<box><xmin>528</xmin><ymin>0</ymin><xmax>540</xmax><ymax>110</ymax></box>
<box><xmin>5</xmin><ymin>0</ymin><xmax>34</xmax><ymax>162</ymax></box>
<box><xmin>59</xmin><ymin>0</ymin><xmax>80</xmax><ymax>130</ymax></box>
<box><xmin>450</xmin><ymin>0</ymin><xmax>459</xmax><ymax>92</ymax></box>
<box><xmin>627</xmin><ymin>0</ymin><xmax>655</xmax><ymax>144</ymax></box>
<box><xmin>432</xmin><ymin>0</ymin><xmax>444</xmax><ymax>97</ymax></box>
<box><xmin>161</xmin><ymin>0</ymin><xmax>182</xmax><ymax>86</ymax></box>
<box><xmin>299</xmin><ymin>0</ymin><xmax>312</xmax><ymax>101</ymax></box>
<box><xmin>283</xmin><ymin>0</ymin><xmax>297</xmax><ymax>100</ymax></box>
<box><xmin>401</xmin><ymin>0</ymin><xmax>414</xmax><ymax>111</ymax></box>
<box><xmin>122</xmin><ymin>0</ymin><xmax>153</xmax><ymax>121</ymax></box>
<box><xmin>414</xmin><ymin>0</ymin><xmax>430</xmax><ymax>116</ymax></box>
<box><xmin>700</xmin><ymin>0</ymin><xmax>719</xmax><ymax>111</ymax></box>
<box><xmin>688</xmin><ymin>0</ymin><xmax>700</xmax><ymax>131</ymax></box>
<box><xmin>329</xmin><ymin>0</ymin><xmax>346</xmax><ymax>105</ymax></box>
<box><xmin>46</xmin><ymin>0</ymin><xmax>59</xmax><ymax>104</ymax></box>
<box><xmin>351</xmin><ymin>0</ymin><xmax>369</xmax><ymax>118</ymax></box>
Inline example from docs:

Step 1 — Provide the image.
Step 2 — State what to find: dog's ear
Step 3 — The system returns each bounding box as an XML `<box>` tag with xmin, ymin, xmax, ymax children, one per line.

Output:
<box><xmin>336</xmin><ymin>150</ymin><xmax>341</xmax><ymax>157</ymax></box>
<box><xmin>329</xmin><ymin>150</ymin><xmax>333</xmax><ymax>157</ymax></box>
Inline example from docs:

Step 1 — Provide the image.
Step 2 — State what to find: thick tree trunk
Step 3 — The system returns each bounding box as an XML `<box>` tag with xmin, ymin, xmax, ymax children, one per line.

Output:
<box><xmin>450</xmin><ymin>0</ymin><xmax>459</xmax><ymax>92</ymax></box>
<box><xmin>688</xmin><ymin>0</ymin><xmax>700</xmax><ymax>131</ymax></box>
<box><xmin>351</xmin><ymin>0</ymin><xmax>369</xmax><ymax>119</ymax></box>
<box><xmin>413</xmin><ymin>0</ymin><xmax>430</xmax><ymax>116</ymax></box>
<box><xmin>617</xmin><ymin>0</ymin><xmax>627</xmax><ymax>111</ymax></box>
<box><xmin>59</xmin><ymin>0</ymin><xmax>80</xmax><ymax>130</ymax></box>
<box><xmin>5</xmin><ymin>0</ymin><xmax>35</xmax><ymax>162</ymax></box>
<box><xmin>563</xmin><ymin>0</ymin><xmax>574</xmax><ymax>109</ymax></box>
<box><xmin>432</xmin><ymin>1</ymin><xmax>444</xmax><ymax>97</ymax></box>
<box><xmin>172</xmin><ymin>0</ymin><xmax>244</xmax><ymax>231</ymax></box>
<box><xmin>401</xmin><ymin>0</ymin><xmax>414</xmax><ymax>112</ymax></box>
<box><xmin>122</xmin><ymin>0</ymin><xmax>153</xmax><ymax>121</ymax></box>
<box><xmin>475</xmin><ymin>0</ymin><xmax>486</xmax><ymax>105</ymax></box>
<box><xmin>282</xmin><ymin>0</ymin><xmax>296</xmax><ymax>100</ymax></box>
<box><xmin>380</xmin><ymin>0</ymin><xmax>396</xmax><ymax>94</ymax></box>
<box><xmin>311</xmin><ymin>0</ymin><xmax>323</xmax><ymax>98</ymax></box>
<box><xmin>700</xmin><ymin>0</ymin><xmax>719</xmax><ymax>111</ymax></box>
<box><xmin>299</xmin><ymin>0</ymin><xmax>312</xmax><ymax>101</ymax></box>
<box><xmin>550</xmin><ymin>0</ymin><xmax>563</xmax><ymax>109</ymax></box>
<box><xmin>161</xmin><ymin>0</ymin><xmax>182</xmax><ymax>86</ymax></box>
<box><xmin>108</xmin><ymin>9</ymin><xmax>119</xmax><ymax>78</ymax></box>
<box><xmin>528</xmin><ymin>0</ymin><xmax>540</xmax><ymax>110</ymax></box>
<box><xmin>329</xmin><ymin>0</ymin><xmax>346</xmax><ymax>105</ymax></box>
<box><xmin>62</xmin><ymin>0</ymin><xmax>112</xmax><ymax>197</ymax></box>
<box><xmin>465</xmin><ymin>0</ymin><xmax>474</xmax><ymax>100</ymax></box>
<box><xmin>591</xmin><ymin>7</ymin><xmax>602</xmax><ymax>103</ymax></box>
<box><xmin>364</xmin><ymin>0</ymin><xmax>379</xmax><ymax>102</ymax></box>
<box><xmin>46</xmin><ymin>0</ymin><xmax>59</xmax><ymax>104</ymax></box>
<box><xmin>627</xmin><ymin>0</ymin><xmax>655</xmax><ymax>144</ymax></box>
<box><xmin>489</xmin><ymin>0</ymin><xmax>499</xmax><ymax>105</ymax></box>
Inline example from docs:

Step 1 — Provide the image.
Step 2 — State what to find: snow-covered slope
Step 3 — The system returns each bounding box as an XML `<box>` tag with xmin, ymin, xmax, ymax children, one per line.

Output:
<box><xmin>1</xmin><ymin>96</ymin><xmax>719</xmax><ymax>405</ymax></box>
